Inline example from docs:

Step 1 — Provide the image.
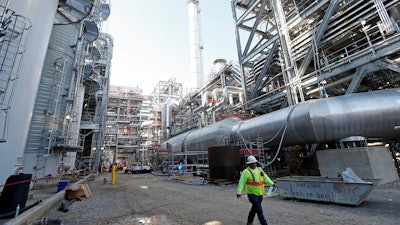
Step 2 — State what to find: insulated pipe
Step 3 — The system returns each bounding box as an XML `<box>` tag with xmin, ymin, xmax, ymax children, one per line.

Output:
<box><xmin>162</xmin><ymin>98</ymin><xmax>179</xmax><ymax>140</ymax></box>
<box><xmin>201</xmin><ymin>91</ymin><xmax>212</xmax><ymax>107</ymax></box>
<box><xmin>233</xmin><ymin>88</ymin><xmax>400</xmax><ymax>146</ymax></box>
<box><xmin>212</xmin><ymin>88</ymin><xmax>223</xmax><ymax>107</ymax></box>
<box><xmin>162</xmin><ymin>89</ymin><xmax>400</xmax><ymax>152</ymax></box>
<box><xmin>223</xmin><ymin>86</ymin><xmax>244</xmax><ymax>105</ymax></box>
<box><xmin>163</xmin><ymin>117</ymin><xmax>241</xmax><ymax>153</ymax></box>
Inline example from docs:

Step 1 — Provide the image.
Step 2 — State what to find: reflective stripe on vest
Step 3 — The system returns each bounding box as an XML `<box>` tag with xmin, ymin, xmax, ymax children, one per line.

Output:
<box><xmin>246</xmin><ymin>181</ymin><xmax>264</xmax><ymax>186</ymax></box>
<box><xmin>245</xmin><ymin>168</ymin><xmax>263</xmax><ymax>186</ymax></box>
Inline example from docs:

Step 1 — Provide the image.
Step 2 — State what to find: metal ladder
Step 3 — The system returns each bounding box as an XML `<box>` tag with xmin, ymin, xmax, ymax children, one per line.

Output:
<box><xmin>256</xmin><ymin>137</ymin><xmax>266</xmax><ymax>167</ymax></box>
<box><xmin>256</xmin><ymin>137</ymin><xmax>278</xmax><ymax>176</ymax></box>
<box><xmin>0</xmin><ymin>7</ymin><xmax>30</xmax><ymax>142</ymax></box>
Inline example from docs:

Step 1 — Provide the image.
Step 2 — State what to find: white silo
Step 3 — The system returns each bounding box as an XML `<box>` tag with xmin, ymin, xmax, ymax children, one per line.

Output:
<box><xmin>187</xmin><ymin>0</ymin><xmax>204</xmax><ymax>90</ymax></box>
<box><xmin>0</xmin><ymin>0</ymin><xmax>58</xmax><ymax>188</ymax></box>
<box><xmin>23</xmin><ymin>23</ymin><xmax>81</xmax><ymax>179</ymax></box>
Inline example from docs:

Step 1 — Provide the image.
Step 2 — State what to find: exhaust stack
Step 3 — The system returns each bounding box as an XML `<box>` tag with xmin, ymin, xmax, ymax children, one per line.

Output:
<box><xmin>187</xmin><ymin>0</ymin><xmax>204</xmax><ymax>90</ymax></box>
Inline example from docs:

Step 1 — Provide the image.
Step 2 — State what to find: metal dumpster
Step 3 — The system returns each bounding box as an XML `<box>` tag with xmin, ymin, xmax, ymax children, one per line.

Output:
<box><xmin>276</xmin><ymin>176</ymin><xmax>380</xmax><ymax>206</ymax></box>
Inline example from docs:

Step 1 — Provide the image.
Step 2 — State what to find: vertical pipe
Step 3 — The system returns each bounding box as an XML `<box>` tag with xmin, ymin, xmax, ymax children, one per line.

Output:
<box><xmin>95</xmin><ymin>34</ymin><xmax>113</xmax><ymax>173</ymax></box>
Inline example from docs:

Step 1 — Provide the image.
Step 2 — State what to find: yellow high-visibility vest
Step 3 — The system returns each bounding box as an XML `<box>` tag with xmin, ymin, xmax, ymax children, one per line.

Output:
<box><xmin>237</xmin><ymin>167</ymin><xmax>274</xmax><ymax>196</ymax></box>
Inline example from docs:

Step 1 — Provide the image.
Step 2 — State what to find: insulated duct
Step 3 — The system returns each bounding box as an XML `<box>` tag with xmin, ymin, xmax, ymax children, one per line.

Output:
<box><xmin>162</xmin><ymin>98</ymin><xmax>179</xmax><ymax>140</ymax></box>
<box><xmin>233</xmin><ymin>88</ymin><xmax>400</xmax><ymax>146</ymax></box>
<box><xmin>162</xmin><ymin>89</ymin><xmax>400</xmax><ymax>152</ymax></box>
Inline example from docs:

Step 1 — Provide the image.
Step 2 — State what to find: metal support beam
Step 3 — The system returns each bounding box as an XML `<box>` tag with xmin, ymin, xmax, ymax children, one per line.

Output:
<box><xmin>250</xmin><ymin>40</ymin><xmax>279</xmax><ymax>99</ymax></box>
<box><xmin>271</xmin><ymin>0</ymin><xmax>298</xmax><ymax>105</ymax></box>
<box><xmin>242</xmin><ymin>0</ymin><xmax>267</xmax><ymax>57</ymax></box>
<box><xmin>345</xmin><ymin>67</ymin><xmax>367</xmax><ymax>94</ymax></box>
<box><xmin>247</xmin><ymin>91</ymin><xmax>286</xmax><ymax>110</ymax></box>
<box><xmin>345</xmin><ymin>60</ymin><xmax>387</xmax><ymax>94</ymax></box>
<box><xmin>382</xmin><ymin>59</ymin><xmax>400</xmax><ymax>74</ymax></box>
<box><xmin>317</xmin><ymin>36</ymin><xmax>400</xmax><ymax>84</ymax></box>
<box><xmin>242</xmin><ymin>36</ymin><xmax>278</xmax><ymax>64</ymax></box>
<box><xmin>297</xmin><ymin>0</ymin><xmax>340</xmax><ymax>77</ymax></box>
<box><xmin>232</xmin><ymin>0</ymin><xmax>255</xmax><ymax>110</ymax></box>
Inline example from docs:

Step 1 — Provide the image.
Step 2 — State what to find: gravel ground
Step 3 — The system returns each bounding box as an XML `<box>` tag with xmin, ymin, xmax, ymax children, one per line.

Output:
<box><xmin>42</xmin><ymin>172</ymin><xmax>399</xmax><ymax>225</ymax></box>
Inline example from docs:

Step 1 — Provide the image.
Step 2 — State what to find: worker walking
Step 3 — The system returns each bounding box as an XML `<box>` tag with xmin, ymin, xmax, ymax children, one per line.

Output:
<box><xmin>237</xmin><ymin>155</ymin><xmax>276</xmax><ymax>225</ymax></box>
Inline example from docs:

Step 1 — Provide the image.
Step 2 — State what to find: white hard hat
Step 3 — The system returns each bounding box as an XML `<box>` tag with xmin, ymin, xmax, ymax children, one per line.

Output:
<box><xmin>247</xmin><ymin>155</ymin><xmax>258</xmax><ymax>164</ymax></box>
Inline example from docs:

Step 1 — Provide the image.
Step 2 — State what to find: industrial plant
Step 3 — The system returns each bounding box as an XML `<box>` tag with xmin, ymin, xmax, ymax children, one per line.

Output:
<box><xmin>0</xmin><ymin>0</ymin><xmax>400</xmax><ymax>221</ymax></box>
<box><xmin>159</xmin><ymin>0</ymin><xmax>400</xmax><ymax>185</ymax></box>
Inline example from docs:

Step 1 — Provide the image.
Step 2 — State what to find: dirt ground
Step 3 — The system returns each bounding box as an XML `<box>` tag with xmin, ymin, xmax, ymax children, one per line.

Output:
<box><xmin>45</xmin><ymin>172</ymin><xmax>400</xmax><ymax>225</ymax></box>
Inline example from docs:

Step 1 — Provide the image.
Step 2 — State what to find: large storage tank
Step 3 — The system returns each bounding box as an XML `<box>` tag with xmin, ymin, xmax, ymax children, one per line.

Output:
<box><xmin>24</xmin><ymin>23</ymin><xmax>80</xmax><ymax>178</ymax></box>
<box><xmin>0</xmin><ymin>0</ymin><xmax>58</xmax><ymax>189</ymax></box>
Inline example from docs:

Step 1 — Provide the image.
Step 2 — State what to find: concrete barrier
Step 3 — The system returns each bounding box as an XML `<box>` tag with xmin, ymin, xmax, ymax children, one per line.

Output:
<box><xmin>4</xmin><ymin>173</ymin><xmax>95</xmax><ymax>225</ymax></box>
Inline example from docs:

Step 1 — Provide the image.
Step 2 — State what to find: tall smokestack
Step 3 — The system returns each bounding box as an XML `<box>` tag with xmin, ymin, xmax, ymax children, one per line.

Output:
<box><xmin>187</xmin><ymin>0</ymin><xmax>204</xmax><ymax>90</ymax></box>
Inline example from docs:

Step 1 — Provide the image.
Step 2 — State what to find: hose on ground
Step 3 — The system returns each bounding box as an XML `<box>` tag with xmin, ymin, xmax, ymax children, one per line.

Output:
<box><xmin>167</xmin><ymin>175</ymin><xmax>208</xmax><ymax>185</ymax></box>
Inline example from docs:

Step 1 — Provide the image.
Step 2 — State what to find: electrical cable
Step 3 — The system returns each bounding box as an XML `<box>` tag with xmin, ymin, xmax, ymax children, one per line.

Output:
<box><xmin>237</xmin><ymin>105</ymin><xmax>299</xmax><ymax>167</ymax></box>
<box><xmin>264</xmin><ymin>105</ymin><xmax>299</xmax><ymax>166</ymax></box>
<box><xmin>167</xmin><ymin>174</ymin><xmax>208</xmax><ymax>185</ymax></box>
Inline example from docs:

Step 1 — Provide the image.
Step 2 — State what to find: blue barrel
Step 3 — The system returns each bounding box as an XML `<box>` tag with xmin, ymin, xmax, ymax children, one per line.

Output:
<box><xmin>57</xmin><ymin>180</ymin><xmax>70</xmax><ymax>192</ymax></box>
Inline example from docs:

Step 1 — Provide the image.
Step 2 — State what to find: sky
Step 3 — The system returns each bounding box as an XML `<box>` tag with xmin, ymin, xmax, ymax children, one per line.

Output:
<box><xmin>102</xmin><ymin>0</ymin><xmax>238</xmax><ymax>95</ymax></box>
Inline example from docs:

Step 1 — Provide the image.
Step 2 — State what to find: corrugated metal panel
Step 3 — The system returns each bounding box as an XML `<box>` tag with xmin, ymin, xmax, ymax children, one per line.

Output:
<box><xmin>25</xmin><ymin>24</ymin><xmax>79</xmax><ymax>154</ymax></box>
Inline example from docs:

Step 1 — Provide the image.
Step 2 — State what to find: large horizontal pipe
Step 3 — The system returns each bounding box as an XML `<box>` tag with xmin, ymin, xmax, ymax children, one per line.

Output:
<box><xmin>163</xmin><ymin>117</ymin><xmax>241</xmax><ymax>153</ymax></box>
<box><xmin>162</xmin><ymin>88</ymin><xmax>400</xmax><ymax>152</ymax></box>
<box><xmin>233</xmin><ymin>88</ymin><xmax>400</xmax><ymax>146</ymax></box>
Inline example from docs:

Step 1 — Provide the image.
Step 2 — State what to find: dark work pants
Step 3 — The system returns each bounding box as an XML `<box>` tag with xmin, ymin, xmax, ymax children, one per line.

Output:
<box><xmin>247</xmin><ymin>194</ymin><xmax>268</xmax><ymax>225</ymax></box>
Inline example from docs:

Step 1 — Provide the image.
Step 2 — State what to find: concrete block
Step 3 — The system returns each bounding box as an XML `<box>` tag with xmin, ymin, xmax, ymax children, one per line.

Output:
<box><xmin>316</xmin><ymin>147</ymin><xmax>399</xmax><ymax>184</ymax></box>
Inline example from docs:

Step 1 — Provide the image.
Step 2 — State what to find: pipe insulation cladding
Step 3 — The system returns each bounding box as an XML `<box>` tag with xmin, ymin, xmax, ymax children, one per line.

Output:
<box><xmin>233</xmin><ymin>88</ymin><xmax>400</xmax><ymax>146</ymax></box>
<box><xmin>163</xmin><ymin>88</ymin><xmax>400</xmax><ymax>152</ymax></box>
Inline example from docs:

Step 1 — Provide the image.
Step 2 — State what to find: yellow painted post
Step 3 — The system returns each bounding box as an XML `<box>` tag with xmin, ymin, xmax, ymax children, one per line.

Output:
<box><xmin>111</xmin><ymin>165</ymin><xmax>116</xmax><ymax>185</ymax></box>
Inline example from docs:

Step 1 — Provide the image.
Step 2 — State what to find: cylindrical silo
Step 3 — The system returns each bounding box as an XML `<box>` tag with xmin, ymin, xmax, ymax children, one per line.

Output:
<box><xmin>0</xmin><ymin>0</ymin><xmax>58</xmax><ymax>189</ymax></box>
<box><xmin>24</xmin><ymin>23</ymin><xmax>80</xmax><ymax>178</ymax></box>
